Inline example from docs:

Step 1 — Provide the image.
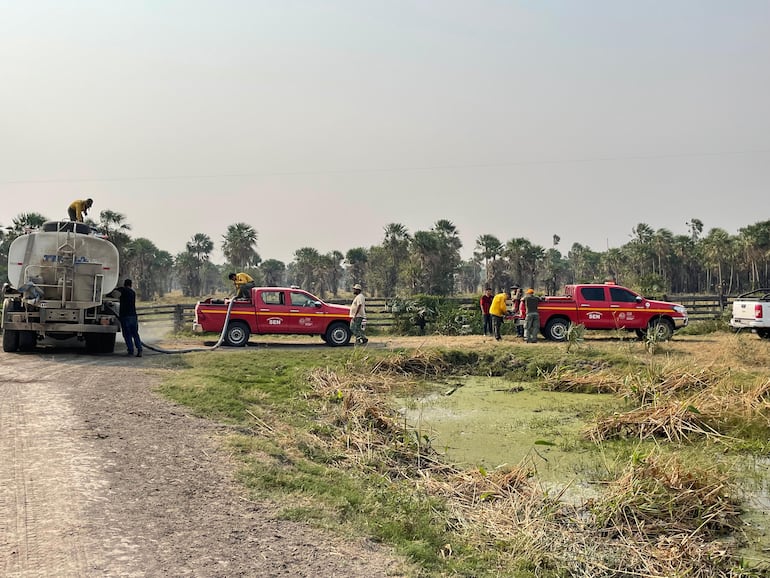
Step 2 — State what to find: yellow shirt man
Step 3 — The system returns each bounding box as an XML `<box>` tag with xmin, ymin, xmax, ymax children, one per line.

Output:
<box><xmin>228</xmin><ymin>272</ymin><xmax>256</xmax><ymax>300</ymax></box>
<box><xmin>68</xmin><ymin>198</ymin><xmax>93</xmax><ymax>222</ymax></box>
<box><xmin>489</xmin><ymin>291</ymin><xmax>509</xmax><ymax>317</ymax></box>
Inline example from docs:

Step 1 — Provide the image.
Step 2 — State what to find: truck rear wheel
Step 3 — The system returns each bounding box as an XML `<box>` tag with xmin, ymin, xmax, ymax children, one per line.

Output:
<box><xmin>756</xmin><ymin>328</ymin><xmax>770</xmax><ymax>339</ymax></box>
<box><xmin>544</xmin><ymin>318</ymin><xmax>570</xmax><ymax>341</ymax></box>
<box><xmin>225</xmin><ymin>321</ymin><xmax>250</xmax><ymax>347</ymax></box>
<box><xmin>3</xmin><ymin>329</ymin><xmax>19</xmax><ymax>352</ymax></box>
<box><xmin>325</xmin><ymin>322</ymin><xmax>352</xmax><ymax>347</ymax></box>
<box><xmin>18</xmin><ymin>331</ymin><xmax>36</xmax><ymax>352</ymax></box>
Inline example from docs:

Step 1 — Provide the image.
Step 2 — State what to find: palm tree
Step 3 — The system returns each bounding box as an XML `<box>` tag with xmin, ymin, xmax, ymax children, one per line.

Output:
<box><xmin>12</xmin><ymin>212</ymin><xmax>48</xmax><ymax>233</ymax></box>
<box><xmin>186</xmin><ymin>233</ymin><xmax>214</xmax><ymax>295</ymax></box>
<box><xmin>474</xmin><ymin>234</ymin><xmax>502</xmax><ymax>285</ymax></box>
<box><xmin>222</xmin><ymin>223</ymin><xmax>260</xmax><ymax>270</ymax></box>
<box><xmin>98</xmin><ymin>210</ymin><xmax>133</xmax><ymax>261</ymax></box>
<box><xmin>380</xmin><ymin>223</ymin><xmax>411</xmax><ymax>295</ymax></box>
<box><xmin>124</xmin><ymin>238</ymin><xmax>161</xmax><ymax>300</ymax></box>
<box><xmin>345</xmin><ymin>247</ymin><xmax>368</xmax><ymax>289</ymax></box>
<box><xmin>174</xmin><ymin>251</ymin><xmax>199</xmax><ymax>297</ymax></box>
<box><xmin>259</xmin><ymin>259</ymin><xmax>286</xmax><ymax>286</ymax></box>
<box><xmin>292</xmin><ymin>247</ymin><xmax>320</xmax><ymax>292</ymax></box>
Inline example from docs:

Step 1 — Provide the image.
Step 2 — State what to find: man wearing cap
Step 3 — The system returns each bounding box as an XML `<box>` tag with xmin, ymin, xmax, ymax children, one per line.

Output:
<box><xmin>68</xmin><ymin>198</ymin><xmax>93</xmax><ymax>222</ymax></box>
<box><xmin>520</xmin><ymin>288</ymin><xmax>542</xmax><ymax>343</ymax></box>
<box><xmin>349</xmin><ymin>283</ymin><xmax>368</xmax><ymax>344</ymax></box>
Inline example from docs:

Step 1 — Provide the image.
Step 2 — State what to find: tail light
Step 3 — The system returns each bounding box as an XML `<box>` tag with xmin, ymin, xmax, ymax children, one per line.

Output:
<box><xmin>755</xmin><ymin>304</ymin><xmax>763</xmax><ymax>319</ymax></box>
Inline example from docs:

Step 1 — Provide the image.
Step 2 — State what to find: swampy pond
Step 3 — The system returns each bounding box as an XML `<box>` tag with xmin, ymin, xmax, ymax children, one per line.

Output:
<box><xmin>401</xmin><ymin>376</ymin><xmax>621</xmax><ymax>488</ymax></box>
<box><xmin>401</xmin><ymin>376</ymin><xmax>770</xmax><ymax>561</ymax></box>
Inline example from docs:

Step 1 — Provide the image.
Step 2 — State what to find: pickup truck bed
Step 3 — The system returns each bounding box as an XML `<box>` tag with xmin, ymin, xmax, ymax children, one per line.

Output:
<box><xmin>729</xmin><ymin>289</ymin><xmax>770</xmax><ymax>339</ymax></box>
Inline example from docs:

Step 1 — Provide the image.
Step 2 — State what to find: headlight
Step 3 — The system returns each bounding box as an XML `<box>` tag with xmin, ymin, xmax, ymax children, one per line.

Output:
<box><xmin>673</xmin><ymin>305</ymin><xmax>687</xmax><ymax>314</ymax></box>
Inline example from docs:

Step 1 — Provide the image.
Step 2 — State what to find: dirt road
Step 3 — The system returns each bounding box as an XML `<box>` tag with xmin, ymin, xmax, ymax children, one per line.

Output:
<box><xmin>0</xmin><ymin>350</ymin><xmax>410</xmax><ymax>577</ymax></box>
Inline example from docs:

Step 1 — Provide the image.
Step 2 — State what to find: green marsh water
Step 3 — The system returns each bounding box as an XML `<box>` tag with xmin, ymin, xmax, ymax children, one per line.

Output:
<box><xmin>401</xmin><ymin>376</ymin><xmax>620</xmax><ymax>485</ymax></box>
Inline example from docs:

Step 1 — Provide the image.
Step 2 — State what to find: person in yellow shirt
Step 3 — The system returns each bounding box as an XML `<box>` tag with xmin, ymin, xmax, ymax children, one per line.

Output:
<box><xmin>489</xmin><ymin>289</ymin><xmax>510</xmax><ymax>341</ymax></box>
<box><xmin>67</xmin><ymin>198</ymin><xmax>93</xmax><ymax>222</ymax></box>
<box><xmin>228</xmin><ymin>272</ymin><xmax>256</xmax><ymax>300</ymax></box>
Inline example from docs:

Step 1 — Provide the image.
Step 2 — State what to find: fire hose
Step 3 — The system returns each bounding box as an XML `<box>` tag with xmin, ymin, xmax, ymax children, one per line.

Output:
<box><xmin>109</xmin><ymin>298</ymin><xmax>237</xmax><ymax>355</ymax></box>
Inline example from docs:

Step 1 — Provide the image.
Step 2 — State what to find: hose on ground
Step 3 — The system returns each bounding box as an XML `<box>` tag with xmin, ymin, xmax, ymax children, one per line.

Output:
<box><xmin>129</xmin><ymin>298</ymin><xmax>237</xmax><ymax>355</ymax></box>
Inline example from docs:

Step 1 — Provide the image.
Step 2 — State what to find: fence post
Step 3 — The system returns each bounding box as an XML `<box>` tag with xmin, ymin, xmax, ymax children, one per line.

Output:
<box><xmin>174</xmin><ymin>304</ymin><xmax>184</xmax><ymax>332</ymax></box>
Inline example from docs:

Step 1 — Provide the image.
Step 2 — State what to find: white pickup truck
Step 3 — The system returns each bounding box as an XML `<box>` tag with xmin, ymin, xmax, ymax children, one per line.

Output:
<box><xmin>729</xmin><ymin>289</ymin><xmax>770</xmax><ymax>339</ymax></box>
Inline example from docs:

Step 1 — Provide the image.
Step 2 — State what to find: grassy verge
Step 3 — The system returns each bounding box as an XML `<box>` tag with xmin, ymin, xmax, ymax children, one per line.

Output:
<box><xmin>155</xmin><ymin>335</ymin><xmax>770</xmax><ymax>576</ymax></box>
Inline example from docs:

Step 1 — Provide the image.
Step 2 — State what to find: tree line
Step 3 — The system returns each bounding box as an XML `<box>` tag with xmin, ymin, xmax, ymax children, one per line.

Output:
<box><xmin>2</xmin><ymin>212</ymin><xmax>770</xmax><ymax>300</ymax></box>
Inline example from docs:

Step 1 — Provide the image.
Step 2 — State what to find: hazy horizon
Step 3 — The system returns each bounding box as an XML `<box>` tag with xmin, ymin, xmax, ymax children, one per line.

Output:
<box><xmin>2</xmin><ymin>1</ymin><xmax>768</xmax><ymax>264</ymax></box>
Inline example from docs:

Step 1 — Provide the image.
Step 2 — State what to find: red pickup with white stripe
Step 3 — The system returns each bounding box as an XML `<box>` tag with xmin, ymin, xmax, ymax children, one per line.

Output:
<box><xmin>537</xmin><ymin>283</ymin><xmax>688</xmax><ymax>341</ymax></box>
<box><xmin>193</xmin><ymin>287</ymin><xmax>352</xmax><ymax>347</ymax></box>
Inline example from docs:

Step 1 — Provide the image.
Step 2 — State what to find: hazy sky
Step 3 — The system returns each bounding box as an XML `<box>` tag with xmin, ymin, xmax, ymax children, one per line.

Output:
<box><xmin>2</xmin><ymin>1</ymin><xmax>769</xmax><ymax>265</ymax></box>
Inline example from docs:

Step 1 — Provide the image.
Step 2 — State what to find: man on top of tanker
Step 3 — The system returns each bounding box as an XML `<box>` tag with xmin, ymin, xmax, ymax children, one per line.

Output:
<box><xmin>68</xmin><ymin>198</ymin><xmax>93</xmax><ymax>222</ymax></box>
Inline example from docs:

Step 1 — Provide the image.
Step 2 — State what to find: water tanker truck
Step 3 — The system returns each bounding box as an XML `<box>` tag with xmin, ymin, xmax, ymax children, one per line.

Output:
<box><xmin>2</xmin><ymin>221</ymin><xmax>120</xmax><ymax>353</ymax></box>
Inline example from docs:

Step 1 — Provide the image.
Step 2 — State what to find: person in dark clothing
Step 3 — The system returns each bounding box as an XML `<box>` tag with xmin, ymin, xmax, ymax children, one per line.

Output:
<box><xmin>520</xmin><ymin>288</ymin><xmax>542</xmax><ymax>343</ymax></box>
<box><xmin>113</xmin><ymin>279</ymin><xmax>142</xmax><ymax>357</ymax></box>
<box><xmin>479</xmin><ymin>286</ymin><xmax>493</xmax><ymax>336</ymax></box>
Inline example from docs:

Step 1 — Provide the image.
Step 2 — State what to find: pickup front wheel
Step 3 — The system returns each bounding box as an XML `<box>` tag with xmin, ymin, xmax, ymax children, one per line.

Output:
<box><xmin>648</xmin><ymin>318</ymin><xmax>674</xmax><ymax>341</ymax></box>
<box><xmin>325</xmin><ymin>322</ymin><xmax>352</xmax><ymax>347</ymax></box>
<box><xmin>544</xmin><ymin>317</ymin><xmax>570</xmax><ymax>341</ymax></box>
<box><xmin>225</xmin><ymin>321</ymin><xmax>250</xmax><ymax>347</ymax></box>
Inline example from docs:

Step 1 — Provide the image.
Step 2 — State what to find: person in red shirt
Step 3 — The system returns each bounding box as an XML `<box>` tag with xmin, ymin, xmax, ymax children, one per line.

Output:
<box><xmin>479</xmin><ymin>286</ymin><xmax>493</xmax><ymax>336</ymax></box>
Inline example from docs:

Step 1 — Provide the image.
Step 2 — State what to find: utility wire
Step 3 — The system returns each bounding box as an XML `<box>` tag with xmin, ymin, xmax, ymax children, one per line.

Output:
<box><xmin>0</xmin><ymin>148</ymin><xmax>768</xmax><ymax>186</ymax></box>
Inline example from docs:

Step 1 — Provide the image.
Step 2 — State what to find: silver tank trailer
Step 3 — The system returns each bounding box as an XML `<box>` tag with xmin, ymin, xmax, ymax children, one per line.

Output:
<box><xmin>3</xmin><ymin>221</ymin><xmax>120</xmax><ymax>353</ymax></box>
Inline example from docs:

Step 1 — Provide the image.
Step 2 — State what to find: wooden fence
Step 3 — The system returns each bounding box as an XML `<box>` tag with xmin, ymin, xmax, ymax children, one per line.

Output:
<box><xmin>138</xmin><ymin>294</ymin><xmax>730</xmax><ymax>334</ymax></box>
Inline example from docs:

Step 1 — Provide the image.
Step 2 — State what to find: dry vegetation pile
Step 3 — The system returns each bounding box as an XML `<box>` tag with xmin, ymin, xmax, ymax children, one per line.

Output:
<box><xmin>539</xmin><ymin>365</ymin><xmax>619</xmax><ymax>393</ymax></box>
<box><xmin>589</xmin><ymin>361</ymin><xmax>770</xmax><ymax>444</ymax></box>
<box><xmin>304</xmin><ymin>350</ymin><xmax>762</xmax><ymax>577</ymax></box>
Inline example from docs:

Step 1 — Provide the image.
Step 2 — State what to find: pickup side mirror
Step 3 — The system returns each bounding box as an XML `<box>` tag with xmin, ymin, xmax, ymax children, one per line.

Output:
<box><xmin>635</xmin><ymin>296</ymin><xmax>643</xmax><ymax>303</ymax></box>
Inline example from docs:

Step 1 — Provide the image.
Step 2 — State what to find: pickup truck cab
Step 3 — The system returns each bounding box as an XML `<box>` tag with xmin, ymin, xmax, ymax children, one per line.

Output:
<box><xmin>536</xmin><ymin>283</ymin><xmax>688</xmax><ymax>341</ymax></box>
<box><xmin>193</xmin><ymin>286</ymin><xmax>352</xmax><ymax>346</ymax></box>
<box><xmin>729</xmin><ymin>288</ymin><xmax>770</xmax><ymax>339</ymax></box>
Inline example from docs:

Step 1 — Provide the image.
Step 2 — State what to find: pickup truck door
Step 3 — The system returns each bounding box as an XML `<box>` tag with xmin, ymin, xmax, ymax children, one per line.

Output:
<box><xmin>608</xmin><ymin>286</ymin><xmax>646</xmax><ymax>329</ymax></box>
<box><xmin>286</xmin><ymin>290</ymin><xmax>325</xmax><ymax>333</ymax></box>
<box><xmin>254</xmin><ymin>289</ymin><xmax>293</xmax><ymax>334</ymax></box>
<box><xmin>576</xmin><ymin>286</ymin><xmax>615</xmax><ymax>329</ymax></box>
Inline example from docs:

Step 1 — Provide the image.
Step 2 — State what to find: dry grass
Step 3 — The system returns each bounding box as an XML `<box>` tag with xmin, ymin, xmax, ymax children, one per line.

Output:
<box><xmin>300</xmin><ymin>347</ymin><xmax>763</xmax><ymax>576</ymax></box>
<box><xmin>539</xmin><ymin>365</ymin><xmax>620</xmax><ymax>393</ymax></box>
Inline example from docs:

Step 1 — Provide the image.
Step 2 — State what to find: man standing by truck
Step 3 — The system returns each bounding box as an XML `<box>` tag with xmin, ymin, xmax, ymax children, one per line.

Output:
<box><xmin>112</xmin><ymin>279</ymin><xmax>142</xmax><ymax>357</ymax></box>
<box><xmin>349</xmin><ymin>283</ymin><xmax>368</xmax><ymax>345</ymax></box>
<box><xmin>479</xmin><ymin>286</ymin><xmax>493</xmax><ymax>337</ymax></box>
<box><xmin>489</xmin><ymin>289</ymin><xmax>509</xmax><ymax>341</ymax></box>
<box><xmin>520</xmin><ymin>288</ymin><xmax>542</xmax><ymax>343</ymax></box>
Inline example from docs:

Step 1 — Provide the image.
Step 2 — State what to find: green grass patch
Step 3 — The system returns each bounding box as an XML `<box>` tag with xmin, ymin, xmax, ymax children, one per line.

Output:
<box><xmin>155</xmin><ymin>343</ymin><xmax>770</xmax><ymax>577</ymax></box>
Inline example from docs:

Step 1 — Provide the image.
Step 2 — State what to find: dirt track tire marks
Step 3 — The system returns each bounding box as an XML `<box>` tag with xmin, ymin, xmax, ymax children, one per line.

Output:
<box><xmin>0</xmin><ymin>354</ymin><xmax>143</xmax><ymax>577</ymax></box>
<box><xmin>0</xmin><ymin>351</ymin><xmax>409</xmax><ymax>577</ymax></box>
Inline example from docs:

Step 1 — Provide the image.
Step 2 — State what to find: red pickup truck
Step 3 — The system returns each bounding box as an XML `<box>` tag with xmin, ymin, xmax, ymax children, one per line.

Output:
<box><xmin>193</xmin><ymin>286</ymin><xmax>352</xmax><ymax>346</ymax></box>
<box><xmin>532</xmin><ymin>283</ymin><xmax>688</xmax><ymax>341</ymax></box>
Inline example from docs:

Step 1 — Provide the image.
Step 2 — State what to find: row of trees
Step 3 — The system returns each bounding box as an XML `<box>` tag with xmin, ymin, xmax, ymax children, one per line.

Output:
<box><xmin>3</xmin><ymin>212</ymin><xmax>770</xmax><ymax>300</ymax></box>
